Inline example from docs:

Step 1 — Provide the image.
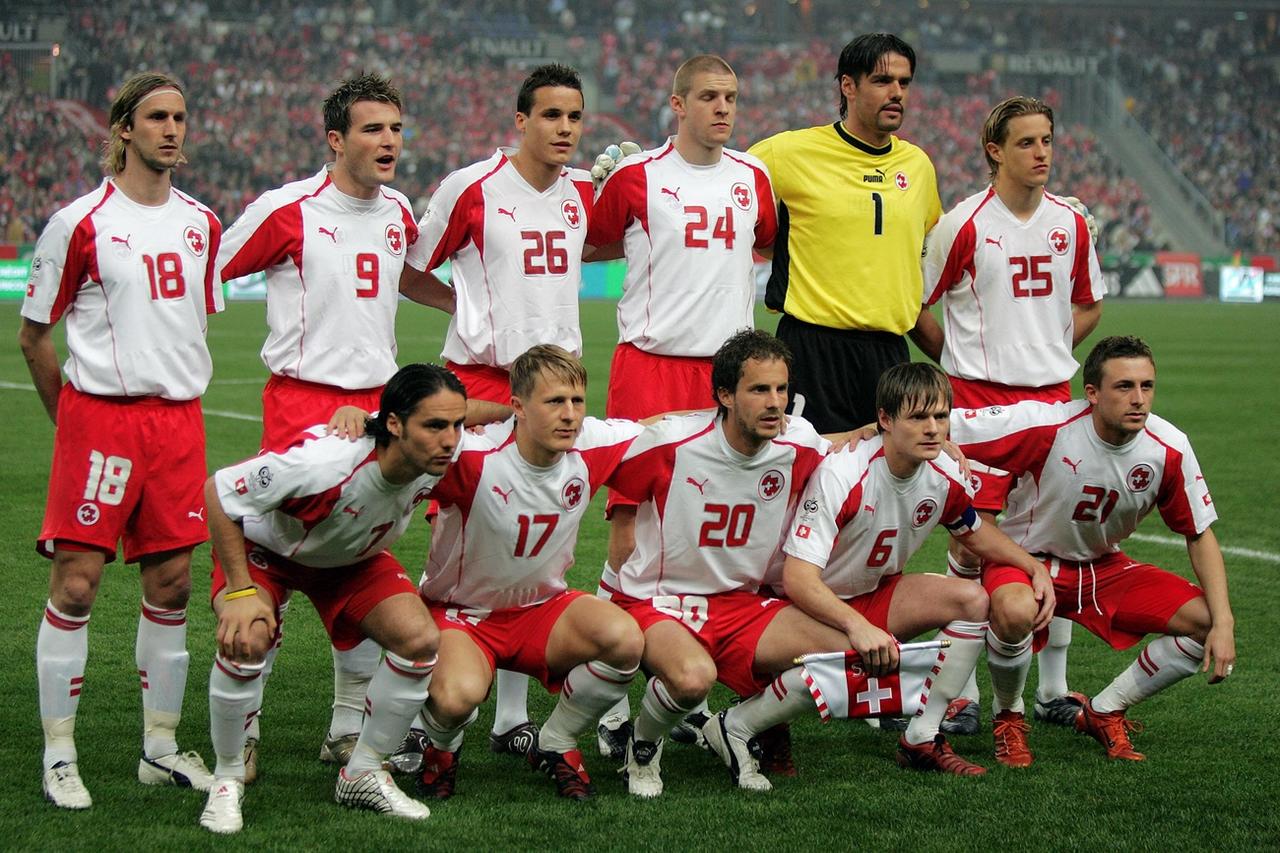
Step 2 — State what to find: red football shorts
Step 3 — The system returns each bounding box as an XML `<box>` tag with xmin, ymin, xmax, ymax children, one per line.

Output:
<box><xmin>607</xmin><ymin>589</ymin><xmax>788</xmax><ymax>698</ymax></box>
<box><xmin>949</xmin><ymin>377</ymin><xmax>1071</xmax><ymax>512</ymax></box>
<box><xmin>260</xmin><ymin>374</ymin><xmax>382</xmax><ymax>453</ymax></box>
<box><xmin>426</xmin><ymin>590</ymin><xmax>586</xmax><ymax>691</ymax></box>
<box><xmin>38</xmin><ymin>387</ymin><xmax>207</xmax><ymax>563</ymax></box>
<box><xmin>983</xmin><ymin>551</ymin><xmax>1202</xmax><ymax>651</ymax></box>
<box><xmin>210</xmin><ymin>542</ymin><xmax>417</xmax><ymax>651</ymax></box>
<box><xmin>843</xmin><ymin>573</ymin><xmax>904</xmax><ymax>631</ymax></box>
<box><xmin>446</xmin><ymin>361</ymin><xmax>511</xmax><ymax>406</ymax></box>
<box><xmin>605</xmin><ymin>343</ymin><xmax>714</xmax><ymax>514</ymax></box>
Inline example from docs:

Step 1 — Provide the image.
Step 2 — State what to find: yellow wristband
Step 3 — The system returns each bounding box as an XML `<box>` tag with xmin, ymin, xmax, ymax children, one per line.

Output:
<box><xmin>223</xmin><ymin>586</ymin><xmax>259</xmax><ymax>602</ymax></box>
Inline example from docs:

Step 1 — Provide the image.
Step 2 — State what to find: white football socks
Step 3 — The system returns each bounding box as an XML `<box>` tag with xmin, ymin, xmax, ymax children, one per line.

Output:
<box><xmin>346</xmin><ymin>653</ymin><xmax>435</xmax><ymax>774</ymax></box>
<box><xmin>137</xmin><ymin>599</ymin><xmax>189</xmax><ymax>759</ymax></box>
<box><xmin>1092</xmin><ymin>636</ymin><xmax>1203</xmax><ymax>713</ymax></box>
<box><xmin>539</xmin><ymin>661</ymin><xmax>637</xmax><ymax>752</ymax></box>
<box><xmin>906</xmin><ymin>620</ymin><xmax>988</xmax><ymax>745</ymax></box>
<box><xmin>37</xmin><ymin>601</ymin><xmax>89</xmax><ymax>769</ymax></box>
<box><xmin>987</xmin><ymin>630</ymin><xmax>1033</xmax><ymax>715</ymax></box>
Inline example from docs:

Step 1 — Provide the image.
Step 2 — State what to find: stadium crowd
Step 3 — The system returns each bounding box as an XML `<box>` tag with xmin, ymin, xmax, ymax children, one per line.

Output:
<box><xmin>0</xmin><ymin>0</ymin><xmax>1273</xmax><ymax>254</ymax></box>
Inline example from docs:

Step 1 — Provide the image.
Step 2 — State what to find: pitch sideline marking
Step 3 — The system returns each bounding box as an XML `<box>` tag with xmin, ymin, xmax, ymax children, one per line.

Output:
<box><xmin>1129</xmin><ymin>532</ymin><xmax>1280</xmax><ymax>565</ymax></box>
<box><xmin>4</xmin><ymin>381</ymin><xmax>1279</xmax><ymax>564</ymax></box>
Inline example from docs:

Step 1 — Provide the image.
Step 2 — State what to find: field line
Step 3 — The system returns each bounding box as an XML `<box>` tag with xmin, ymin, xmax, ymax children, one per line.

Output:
<box><xmin>1129</xmin><ymin>532</ymin><xmax>1280</xmax><ymax>564</ymax></box>
<box><xmin>1</xmin><ymin>380</ymin><xmax>260</xmax><ymax>423</ymax></box>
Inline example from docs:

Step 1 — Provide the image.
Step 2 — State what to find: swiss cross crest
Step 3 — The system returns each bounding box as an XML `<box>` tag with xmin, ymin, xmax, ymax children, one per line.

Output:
<box><xmin>1047</xmin><ymin>226</ymin><xmax>1071</xmax><ymax>256</ymax></box>
<box><xmin>1127</xmin><ymin>463</ymin><xmax>1154</xmax><ymax>493</ymax></box>
<box><xmin>385</xmin><ymin>223</ymin><xmax>404</xmax><ymax>255</ymax></box>
<box><xmin>894</xmin><ymin>171</ymin><xmax>909</xmax><ymax>191</ymax></box>
<box><xmin>912</xmin><ymin>498</ymin><xmax>938</xmax><ymax>528</ymax></box>
<box><xmin>969</xmin><ymin>474</ymin><xmax>982</xmax><ymax>494</ymax></box>
<box><xmin>76</xmin><ymin>502</ymin><xmax>100</xmax><ymax>526</ymax></box>
<box><xmin>795</xmin><ymin>524</ymin><xmax>811</xmax><ymax>539</ymax></box>
<box><xmin>183</xmin><ymin>225</ymin><xmax>207</xmax><ymax>257</ymax></box>
<box><xmin>758</xmin><ymin>469</ymin><xmax>785</xmax><ymax>501</ymax></box>
<box><xmin>561</xmin><ymin>199</ymin><xmax>582</xmax><ymax>229</ymax></box>
<box><xmin>731</xmin><ymin>181</ymin><xmax>752</xmax><ymax>211</ymax></box>
<box><xmin>561</xmin><ymin>476</ymin><xmax>586</xmax><ymax>509</ymax></box>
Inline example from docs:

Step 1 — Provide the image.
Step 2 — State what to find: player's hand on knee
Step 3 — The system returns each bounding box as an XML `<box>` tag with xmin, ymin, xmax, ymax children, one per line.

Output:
<box><xmin>216</xmin><ymin>592</ymin><xmax>277</xmax><ymax>663</ymax></box>
<box><xmin>326</xmin><ymin>406</ymin><xmax>371</xmax><ymax>440</ymax></box>
<box><xmin>1204</xmin><ymin>624</ymin><xmax>1236</xmax><ymax>684</ymax></box>
<box><xmin>1029</xmin><ymin>566</ymin><xmax>1056</xmax><ymax>632</ymax></box>
<box><xmin>591</xmin><ymin>141</ymin><xmax>641</xmax><ymax>187</ymax></box>
<box><xmin>848</xmin><ymin>623</ymin><xmax>898</xmax><ymax>676</ymax></box>
<box><xmin>1061</xmin><ymin>196</ymin><xmax>1099</xmax><ymax>244</ymax></box>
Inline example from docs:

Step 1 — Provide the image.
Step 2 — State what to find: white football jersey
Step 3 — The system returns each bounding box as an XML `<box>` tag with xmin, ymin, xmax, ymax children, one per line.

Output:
<box><xmin>588</xmin><ymin>140</ymin><xmax>777</xmax><ymax>356</ymax></box>
<box><xmin>407</xmin><ymin>149</ymin><xmax>592</xmax><ymax>369</ymax></box>
<box><xmin>214</xmin><ymin>427</ymin><xmax>489</xmax><ymax>568</ymax></box>
<box><xmin>785</xmin><ymin>436</ymin><xmax>979</xmax><ymax>598</ymax></box>
<box><xmin>217</xmin><ymin>167</ymin><xmax>418</xmax><ymax>389</ymax></box>
<box><xmin>923</xmin><ymin>189</ymin><xmax>1104</xmax><ymax>387</ymax></box>
<box><xmin>951</xmin><ymin>400</ymin><xmax>1216</xmax><ymax>561</ymax></box>
<box><xmin>609</xmin><ymin>412</ymin><xmax>830</xmax><ymax>598</ymax></box>
<box><xmin>22</xmin><ymin>179</ymin><xmax>223</xmax><ymax>399</ymax></box>
<box><xmin>421</xmin><ymin>417</ymin><xmax>642</xmax><ymax>610</ymax></box>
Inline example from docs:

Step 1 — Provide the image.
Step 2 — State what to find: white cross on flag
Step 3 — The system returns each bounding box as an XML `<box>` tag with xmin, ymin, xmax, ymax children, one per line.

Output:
<box><xmin>797</xmin><ymin>640</ymin><xmax>947</xmax><ymax>722</ymax></box>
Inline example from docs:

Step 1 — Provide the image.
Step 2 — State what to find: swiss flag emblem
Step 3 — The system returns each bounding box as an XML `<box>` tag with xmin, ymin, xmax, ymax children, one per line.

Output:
<box><xmin>894</xmin><ymin>171</ymin><xmax>909</xmax><ymax>190</ymax></box>
<box><xmin>912</xmin><ymin>498</ymin><xmax>937</xmax><ymax>528</ymax></box>
<box><xmin>385</xmin><ymin>224</ymin><xmax>404</xmax><ymax>255</ymax></box>
<box><xmin>562</xmin><ymin>476</ymin><xmax>586</xmax><ymax>509</ymax></box>
<box><xmin>758</xmin><ymin>469</ymin><xmax>785</xmax><ymax>501</ymax></box>
<box><xmin>1127</xmin><ymin>463</ymin><xmax>1154</xmax><ymax>493</ymax></box>
<box><xmin>1047</xmin><ymin>226</ymin><xmax>1071</xmax><ymax>256</ymax></box>
<box><xmin>562</xmin><ymin>199</ymin><xmax>581</xmax><ymax>229</ymax></box>
<box><xmin>796</xmin><ymin>525</ymin><xmax>811</xmax><ymax>539</ymax></box>
<box><xmin>731</xmin><ymin>181</ymin><xmax>752</xmax><ymax>211</ymax></box>
<box><xmin>184</xmin><ymin>226</ymin><xmax>207</xmax><ymax>257</ymax></box>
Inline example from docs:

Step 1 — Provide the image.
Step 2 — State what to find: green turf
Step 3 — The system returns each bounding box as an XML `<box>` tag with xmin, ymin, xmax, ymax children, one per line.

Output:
<box><xmin>1</xmin><ymin>300</ymin><xmax>1277</xmax><ymax>850</ymax></box>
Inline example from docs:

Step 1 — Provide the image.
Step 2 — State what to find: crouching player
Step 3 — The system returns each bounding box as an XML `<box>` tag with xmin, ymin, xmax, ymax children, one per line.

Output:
<box><xmin>951</xmin><ymin>336</ymin><xmax>1235</xmax><ymax>764</ymax></box>
<box><xmin>199</xmin><ymin>364</ymin><xmax>468</xmax><ymax>833</ymax></box>
<box><xmin>713</xmin><ymin>362</ymin><xmax>1055</xmax><ymax>776</ymax></box>
<box><xmin>414</xmin><ymin>346</ymin><xmax>643</xmax><ymax>801</ymax></box>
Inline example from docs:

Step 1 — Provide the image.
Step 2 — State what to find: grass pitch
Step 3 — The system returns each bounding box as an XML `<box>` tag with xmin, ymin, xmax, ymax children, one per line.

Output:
<box><xmin>0</xmin><ymin>300</ymin><xmax>1277</xmax><ymax>850</ymax></box>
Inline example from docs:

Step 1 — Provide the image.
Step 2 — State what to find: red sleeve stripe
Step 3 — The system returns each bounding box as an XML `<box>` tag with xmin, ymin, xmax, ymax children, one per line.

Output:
<box><xmin>49</xmin><ymin>184</ymin><xmax>114</xmax><ymax>323</ymax></box>
<box><xmin>723</xmin><ymin>152</ymin><xmax>778</xmax><ymax>250</ymax></box>
<box><xmin>924</xmin><ymin>188</ymin><xmax>992</xmax><ymax>307</ymax></box>
<box><xmin>425</xmin><ymin>157</ymin><xmax>507</xmax><ymax>273</ymax></box>
<box><xmin>278</xmin><ymin>448</ymin><xmax>378</xmax><ymax>529</ymax></box>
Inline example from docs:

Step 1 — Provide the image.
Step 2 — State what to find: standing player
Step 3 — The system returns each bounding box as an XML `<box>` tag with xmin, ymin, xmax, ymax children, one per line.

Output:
<box><xmin>585</xmin><ymin>54</ymin><xmax>777</xmax><ymax>751</ymax></box>
<box><xmin>709</xmin><ymin>363</ymin><xmax>1054</xmax><ymax>779</ymax></box>
<box><xmin>198</xmin><ymin>364</ymin><xmax>466</xmax><ymax>833</ymax></box>
<box><xmin>748</xmin><ymin>33</ymin><xmax>941</xmax><ymax>433</ymax></box>
<box><xmin>601</xmin><ymin>330</ymin><xmax>858</xmax><ymax>797</ymax></box>
<box><xmin>19</xmin><ymin>72</ymin><xmax>219</xmax><ymax>809</ymax></box>
<box><xmin>215</xmin><ymin>74</ymin><xmax>431</xmax><ymax>774</ymax></box>
<box><xmin>951</xmin><ymin>337</ymin><xmax>1235</xmax><ymax>765</ymax></box>
<box><xmin>413</xmin><ymin>346</ymin><xmax>643</xmax><ymax>801</ymax></box>
<box><xmin>910</xmin><ymin>96</ymin><xmax>1105</xmax><ymax>737</ymax></box>
<box><xmin>399</xmin><ymin>64</ymin><xmax>595</xmax><ymax>753</ymax></box>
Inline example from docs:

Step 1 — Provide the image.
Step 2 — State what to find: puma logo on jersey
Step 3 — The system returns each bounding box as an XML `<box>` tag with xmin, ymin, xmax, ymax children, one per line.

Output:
<box><xmin>498</xmin><ymin>207</ymin><xmax>517</xmax><ymax>222</ymax></box>
<box><xmin>864</xmin><ymin>504</ymin><xmax>876</xmax><ymax>514</ymax></box>
<box><xmin>318</xmin><ymin>226</ymin><xmax>339</xmax><ymax>243</ymax></box>
<box><xmin>492</xmin><ymin>485</ymin><xmax>513</xmax><ymax>504</ymax></box>
<box><xmin>661</xmin><ymin>187</ymin><xmax>681</xmax><ymax>202</ymax></box>
<box><xmin>686</xmin><ymin>477</ymin><xmax>708</xmax><ymax>494</ymax></box>
<box><xmin>187</xmin><ymin>508</ymin><xmax>205</xmax><ymax>522</ymax></box>
<box><xmin>985</xmin><ymin>236</ymin><xmax>1003</xmax><ymax>249</ymax></box>
<box><xmin>111</xmin><ymin>234</ymin><xmax>132</xmax><ymax>249</ymax></box>
<box><xmin>343</xmin><ymin>505</ymin><xmax>363</xmax><ymax>517</ymax></box>
<box><xmin>1062</xmin><ymin>456</ymin><xmax>1082</xmax><ymax>474</ymax></box>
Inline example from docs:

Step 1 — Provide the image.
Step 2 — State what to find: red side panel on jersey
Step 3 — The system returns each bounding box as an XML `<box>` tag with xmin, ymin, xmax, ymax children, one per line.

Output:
<box><xmin>201</xmin><ymin>209</ymin><xmax>223</xmax><ymax>315</ymax></box>
<box><xmin>49</xmin><ymin>185</ymin><xmax>114</xmax><ymax>324</ymax></box>
<box><xmin>749</xmin><ymin>162</ymin><xmax>778</xmax><ymax>249</ymax></box>
<box><xmin>925</xmin><ymin>219</ymin><xmax>976</xmax><ymax>306</ymax></box>
<box><xmin>587</xmin><ymin>164</ymin><xmax>647</xmax><ymax>247</ymax></box>
<box><xmin>578</xmin><ymin>439</ymin><xmax>638</xmax><ymax>494</ymax></box>
<box><xmin>429</xmin><ymin>438</ymin><xmax>508</xmax><ymax>515</ymax></box>
<box><xmin>777</xmin><ymin>442</ymin><xmax>824</xmax><ymax>502</ymax></box>
<box><xmin>383</xmin><ymin>190</ymin><xmax>421</xmax><ymax>251</ymax></box>
<box><xmin>572</xmin><ymin>177</ymin><xmax>594</xmax><ymax>231</ymax></box>
<box><xmin>833</xmin><ymin>480</ymin><xmax>866</xmax><ymax>530</ymax></box>
<box><xmin>1150</xmin><ymin>437</ymin><xmax>1198</xmax><ymax>535</ymax></box>
<box><xmin>278</xmin><ymin>448</ymin><xmax>376</xmax><ymax>529</ymax></box>
<box><xmin>218</xmin><ymin>201</ymin><xmax>304</xmax><ymax>282</ymax></box>
<box><xmin>608</xmin><ymin>421</ymin><xmax>715</xmax><ymax>516</ymax></box>
<box><xmin>1069</xmin><ymin>212</ymin><xmax>1099</xmax><ymax>305</ymax></box>
<box><xmin>424</xmin><ymin>161</ymin><xmax>504</xmax><ymax>272</ymax></box>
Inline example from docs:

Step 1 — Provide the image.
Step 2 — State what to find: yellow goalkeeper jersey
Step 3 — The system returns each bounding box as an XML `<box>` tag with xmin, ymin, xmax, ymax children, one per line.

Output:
<box><xmin>750</xmin><ymin>123</ymin><xmax>941</xmax><ymax>334</ymax></box>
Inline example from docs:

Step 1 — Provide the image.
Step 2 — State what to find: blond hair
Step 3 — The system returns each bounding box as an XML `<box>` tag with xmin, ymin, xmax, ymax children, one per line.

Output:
<box><xmin>510</xmin><ymin>345</ymin><xmax>587</xmax><ymax>399</ymax></box>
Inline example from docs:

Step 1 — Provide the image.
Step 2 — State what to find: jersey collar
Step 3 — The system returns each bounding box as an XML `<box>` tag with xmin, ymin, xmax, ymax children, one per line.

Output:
<box><xmin>832</xmin><ymin>122</ymin><xmax>892</xmax><ymax>157</ymax></box>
